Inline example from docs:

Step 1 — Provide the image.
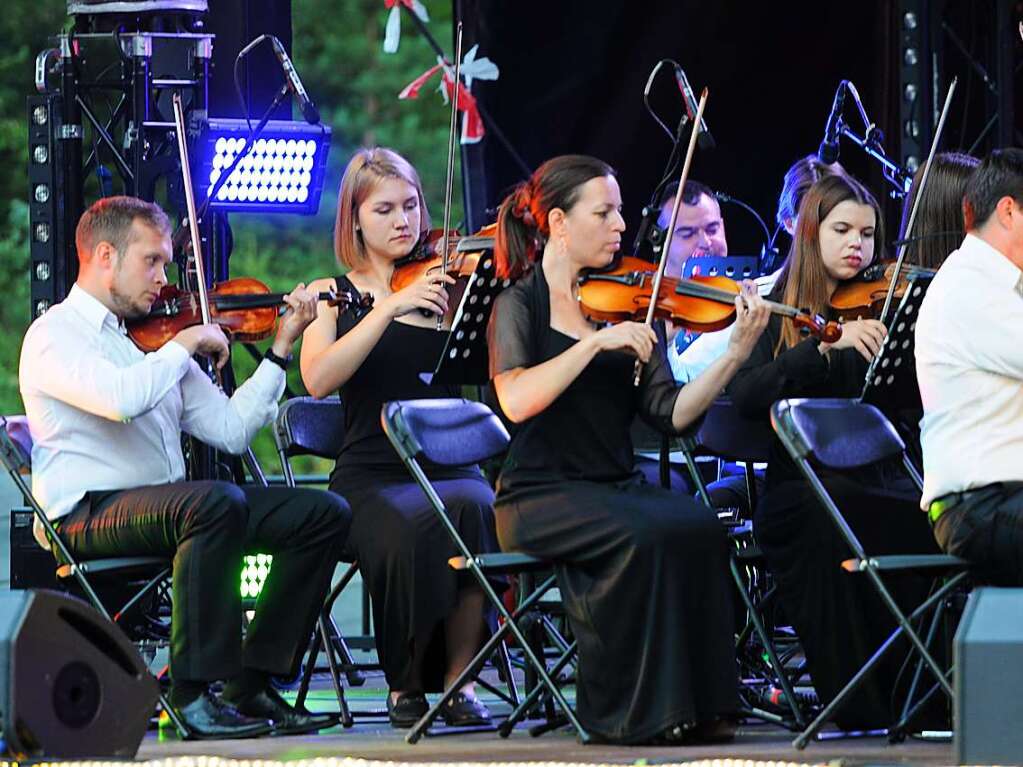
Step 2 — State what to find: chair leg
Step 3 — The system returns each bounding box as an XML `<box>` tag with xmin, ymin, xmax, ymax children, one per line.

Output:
<box><xmin>792</xmin><ymin>572</ymin><xmax>966</xmax><ymax>749</ymax></box>
<box><xmin>499</xmin><ymin>640</ymin><xmax>578</xmax><ymax>738</ymax></box>
<box><xmin>159</xmin><ymin>691</ymin><xmax>191</xmax><ymax>738</ymax></box>
<box><xmin>325</xmin><ymin>613</ymin><xmax>366</xmax><ymax>687</ymax></box>
<box><xmin>406</xmin><ymin>623</ymin><xmax>510</xmax><ymax>743</ymax></box>
<box><xmin>318</xmin><ymin>613</ymin><xmax>354</xmax><ymax>728</ymax></box>
<box><xmin>889</xmin><ymin>595</ymin><xmax>950</xmax><ymax>743</ymax></box>
<box><xmin>730</xmin><ymin>554</ymin><xmax>807</xmax><ymax>729</ymax></box>
<box><xmin>295</xmin><ymin>623</ymin><xmax>323</xmax><ymax>710</ymax></box>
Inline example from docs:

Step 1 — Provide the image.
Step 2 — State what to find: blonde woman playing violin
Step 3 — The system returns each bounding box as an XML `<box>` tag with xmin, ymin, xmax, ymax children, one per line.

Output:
<box><xmin>301</xmin><ymin>148</ymin><xmax>502</xmax><ymax>729</ymax></box>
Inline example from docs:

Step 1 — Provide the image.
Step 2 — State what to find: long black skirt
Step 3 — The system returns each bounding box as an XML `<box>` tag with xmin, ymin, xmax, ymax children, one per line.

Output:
<box><xmin>754</xmin><ymin>472</ymin><xmax>944</xmax><ymax>730</ymax></box>
<box><xmin>331</xmin><ymin>465</ymin><xmax>502</xmax><ymax>692</ymax></box>
<box><xmin>495</xmin><ymin>477</ymin><xmax>738</xmax><ymax>744</ymax></box>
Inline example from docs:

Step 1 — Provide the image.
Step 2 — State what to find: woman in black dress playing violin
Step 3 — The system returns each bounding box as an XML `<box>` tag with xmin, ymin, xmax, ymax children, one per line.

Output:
<box><xmin>301</xmin><ymin>147</ymin><xmax>501</xmax><ymax>728</ymax></box>
<box><xmin>488</xmin><ymin>154</ymin><xmax>771</xmax><ymax>744</ymax></box>
<box><xmin>727</xmin><ymin>173</ymin><xmax>943</xmax><ymax>730</ymax></box>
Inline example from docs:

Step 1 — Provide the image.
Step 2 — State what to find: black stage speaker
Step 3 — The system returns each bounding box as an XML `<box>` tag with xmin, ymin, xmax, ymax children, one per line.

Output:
<box><xmin>0</xmin><ymin>589</ymin><xmax>159</xmax><ymax>759</ymax></box>
<box><xmin>955</xmin><ymin>586</ymin><xmax>1023</xmax><ymax>764</ymax></box>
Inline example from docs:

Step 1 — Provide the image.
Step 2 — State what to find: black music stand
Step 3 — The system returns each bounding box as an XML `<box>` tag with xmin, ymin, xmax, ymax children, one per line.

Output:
<box><xmin>431</xmin><ymin>251</ymin><xmax>514</xmax><ymax>386</ymax></box>
<box><xmin>683</xmin><ymin>255</ymin><xmax>760</xmax><ymax>280</ymax></box>
<box><xmin>860</xmin><ymin>273</ymin><xmax>933</xmax><ymax>409</ymax></box>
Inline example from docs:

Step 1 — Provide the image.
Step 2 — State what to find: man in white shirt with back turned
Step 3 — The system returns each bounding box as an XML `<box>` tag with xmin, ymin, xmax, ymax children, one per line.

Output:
<box><xmin>19</xmin><ymin>196</ymin><xmax>351</xmax><ymax>738</ymax></box>
<box><xmin>916</xmin><ymin>148</ymin><xmax>1023</xmax><ymax>584</ymax></box>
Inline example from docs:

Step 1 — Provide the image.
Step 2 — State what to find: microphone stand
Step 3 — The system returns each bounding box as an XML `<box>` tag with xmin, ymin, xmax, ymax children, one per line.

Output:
<box><xmin>633</xmin><ymin>111</ymin><xmax>691</xmax><ymax>261</ymax></box>
<box><xmin>838</xmin><ymin>122</ymin><xmax>913</xmax><ymax>196</ymax></box>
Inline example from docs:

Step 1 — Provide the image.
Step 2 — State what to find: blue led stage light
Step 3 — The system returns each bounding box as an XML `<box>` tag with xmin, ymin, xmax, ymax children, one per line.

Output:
<box><xmin>199</xmin><ymin>118</ymin><xmax>331</xmax><ymax>214</ymax></box>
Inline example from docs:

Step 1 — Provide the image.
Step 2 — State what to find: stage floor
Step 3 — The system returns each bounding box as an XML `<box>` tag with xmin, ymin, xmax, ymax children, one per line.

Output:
<box><xmin>134</xmin><ymin>671</ymin><xmax>955</xmax><ymax>766</ymax></box>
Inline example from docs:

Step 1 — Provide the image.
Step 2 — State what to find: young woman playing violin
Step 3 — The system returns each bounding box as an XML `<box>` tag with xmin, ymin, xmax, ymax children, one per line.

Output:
<box><xmin>300</xmin><ymin>147</ymin><xmax>502</xmax><ymax>728</ymax></box>
<box><xmin>727</xmin><ymin>173</ymin><xmax>943</xmax><ymax>730</ymax></box>
<box><xmin>488</xmin><ymin>154</ymin><xmax>771</xmax><ymax>745</ymax></box>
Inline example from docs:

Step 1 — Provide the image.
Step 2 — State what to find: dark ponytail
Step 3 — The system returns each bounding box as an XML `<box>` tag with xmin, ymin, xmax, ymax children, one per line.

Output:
<box><xmin>495</xmin><ymin>154</ymin><xmax>615</xmax><ymax>279</ymax></box>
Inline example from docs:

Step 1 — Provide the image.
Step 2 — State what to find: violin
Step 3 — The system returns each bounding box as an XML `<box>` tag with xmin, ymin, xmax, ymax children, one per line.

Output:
<box><xmin>389</xmin><ymin>224</ymin><xmax>496</xmax><ymax>293</ymax></box>
<box><xmin>828</xmin><ymin>260</ymin><xmax>935</xmax><ymax>323</ymax></box>
<box><xmin>126</xmin><ymin>276</ymin><xmax>366</xmax><ymax>352</ymax></box>
<box><xmin>578</xmin><ymin>256</ymin><xmax>843</xmax><ymax>343</ymax></box>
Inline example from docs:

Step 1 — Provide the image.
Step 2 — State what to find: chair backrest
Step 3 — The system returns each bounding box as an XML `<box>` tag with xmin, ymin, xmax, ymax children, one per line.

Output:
<box><xmin>696</xmin><ymin>397</ymin><xmax>774</xmax><ymax>463</ymax></box>
<box><xmin>274</xmin><ymin>396</ymin><xmax>346</xmax><ymax>459</ymax></box>
<box><xmin>0</xmin><ymin>415</ymin><xmax>33</xmax><ymax>473</ymax></box>
<box><xmin>382</xmin><ymin>398</ymin><xmax>509</xmax><ymax>466</ymax></box>
<box><xmin>770</xmin><ymin>398</ymin><xmax>905</xmax><ymax>470</ymax></box>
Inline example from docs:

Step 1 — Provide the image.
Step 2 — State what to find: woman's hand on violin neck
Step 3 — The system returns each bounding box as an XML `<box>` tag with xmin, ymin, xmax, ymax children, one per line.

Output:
<box><xmin>724</xmin><ymin>282</ymin><xmax>771</xmax><ymax>364</ymax></box>
<box><xmin>587</xmin><ymin>321</ymin><xmax>657</xmax><ymax>363</ymax></box>
<box><xmin>819</xmin><ymin>317</ymin><xmax>887</xmax><ymax>361</ymax></box>
<box><xmin>383</xmin><ymin>271</ymin><xmax>455</xmax><ymax>319</ymax></box>
<box><xmin>172</xmin><ymin>324</ymin><xmax>231</xmax><ymax>370</ymax></box>
<box><xmin>273</xmin><ymin>283</ymin><xmax>320</xmax><ymax>354</ymax></box>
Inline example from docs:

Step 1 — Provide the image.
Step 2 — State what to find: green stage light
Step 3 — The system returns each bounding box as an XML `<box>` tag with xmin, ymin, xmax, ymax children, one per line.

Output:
<box><xmin>241</xmin><ymin>553</ymin><xmax>273</xmax><ymax>599</ymax></box>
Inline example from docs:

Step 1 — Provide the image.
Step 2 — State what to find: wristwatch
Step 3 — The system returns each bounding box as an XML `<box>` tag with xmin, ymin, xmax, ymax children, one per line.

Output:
<box><xmin>263</xmin><ymin>347</ymin><xmax>292</xmax><ymax>371</ymax></box>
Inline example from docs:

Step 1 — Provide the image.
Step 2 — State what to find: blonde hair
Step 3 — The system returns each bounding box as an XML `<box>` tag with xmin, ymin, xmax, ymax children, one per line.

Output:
<box><xmin>333</xmin><ymin>147</ymin><xmax>430</xmax><ymax>269</ymax></box>
<box><xmin>774</xmin><ymin>174</ymin><xmax>884</xmax><ymax>354</ymax></box>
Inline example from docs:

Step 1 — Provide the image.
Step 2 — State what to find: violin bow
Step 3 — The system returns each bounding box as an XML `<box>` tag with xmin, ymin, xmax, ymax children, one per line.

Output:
<box><xmin>172</xmin><ymin>91</ymin><xmax>270</xmax><ymax>486</ymax></box>
<box><xmin>877</xmin><ymin>76</ymin><xmax>957</xmax><ymax>326</ymax></box>
<box><xmin>633</xmin><ymin>86</ymin><xmax>708</xmax><ymax>386</ymax></box>
<box><xmin>436</xmin><ymin>21</ymin><xmax>464</xmax><ymax>330</ymax></box>
<box><xmin>172</xmin><ymin>93</ymin><xmax>213</xmax><ymax>329</ymax></box>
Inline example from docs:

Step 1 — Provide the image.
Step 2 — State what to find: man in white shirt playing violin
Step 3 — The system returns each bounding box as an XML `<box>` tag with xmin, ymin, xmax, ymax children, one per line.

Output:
<box><xmin>19</xmin><ymin>196</ymin><xmax>351</xmax><ymax>739</ymax></box>
<box><xmin>916</xmin><ymin>148</ymin><xmax>1023</xmax><ymax>584</ymax></box>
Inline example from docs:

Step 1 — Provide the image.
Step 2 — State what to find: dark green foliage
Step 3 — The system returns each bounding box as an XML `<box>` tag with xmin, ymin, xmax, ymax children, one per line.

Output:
<box><xmin>1</xmin><ymin>2</ymin><xmax>467</xmax><ymax>474</ymax></box>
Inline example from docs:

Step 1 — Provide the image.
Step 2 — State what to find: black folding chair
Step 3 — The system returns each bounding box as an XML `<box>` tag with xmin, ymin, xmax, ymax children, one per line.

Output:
<box><xmin>0</xmin><ymin>415</ymin><xmax>189</xmax><ymax>738</ymax></box>
<box><xmin>382</xmin><ymin>398</ymin><xmax>589</xmax><ymax>744</ymax></box>
<box><xmin>271</xmin><ymin>395</ymin><xmax>384</xmax><ymax>727</ymax></box>
<box><xmin>677</xmin><ymin>398</ymin><xmax>811</xmax><ymax>731</ymax></box>
<box><xmin>770</xmin><ymin>398</ymin><xmax>970</xmax><ymax>748</ymax></box>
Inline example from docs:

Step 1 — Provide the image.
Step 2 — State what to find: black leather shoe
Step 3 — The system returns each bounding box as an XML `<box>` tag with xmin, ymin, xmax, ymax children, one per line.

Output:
<box><xmin>440</xmin><ymin>691</ymin><xmax>492</xmax><ymax>727</ymax></box>
<box><xmin>174</xmin><ymin>691</ymin><xmax>273</xmax><ymax>740</ymax></box>
<box><xmin>224</xmin><ymin>686</ymin><xmax>338</xmax><ymax>735</ymax></box>
<box><xmin>387</xmin><ymin>692</ymin><xmax>428</xmax><ymax>728</ymax></box>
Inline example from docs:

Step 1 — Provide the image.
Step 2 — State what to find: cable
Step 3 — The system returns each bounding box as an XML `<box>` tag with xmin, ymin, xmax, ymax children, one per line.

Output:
<box><xmin>643</xmin><ymin>59</ymin><xmax>681</xmax><ymax>142</ymax></box>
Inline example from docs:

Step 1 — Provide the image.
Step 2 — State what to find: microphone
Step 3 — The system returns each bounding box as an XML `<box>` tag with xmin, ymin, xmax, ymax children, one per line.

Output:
<box><xmin>673</xmin><ymin>65</ymin><xmax>715</xmax><ymax>150</ymax></box>
<box><xmin>818</xmin><ymin>80</ymin><xmax>848</xmax><ymax>164</ymax></box>
<box><xmin>269</xmin><ymin>36</ymin><xmax>321</xmax><ymax>124</ymax></box>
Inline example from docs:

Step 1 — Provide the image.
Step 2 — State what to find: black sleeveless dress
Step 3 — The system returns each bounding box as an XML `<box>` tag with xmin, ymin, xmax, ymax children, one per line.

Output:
<box><xmin>328</xmin><ymin>275</ymin><xmax>502</xmax><ymax>692</ymax></box>
<box><xmin>488</xmin><ymin>266</ymin><xmax>738</xmax><ymax>744</ymax></box>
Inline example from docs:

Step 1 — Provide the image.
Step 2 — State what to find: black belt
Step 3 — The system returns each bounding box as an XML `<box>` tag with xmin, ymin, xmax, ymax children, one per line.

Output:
<box><xmin>928</xmin><ymin>485</ymin><xmax>1003</xmax><ymax>524</ymax></box>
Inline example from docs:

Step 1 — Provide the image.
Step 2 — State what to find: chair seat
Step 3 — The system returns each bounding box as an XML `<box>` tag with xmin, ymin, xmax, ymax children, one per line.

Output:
<box><xmin>841</xmin><ymin>554</ymin><xmax>970</xmax><ymax>573</ymax></box>
<box><xmin>448</xmin><ymin>552</ymin><xmax>549</xmax><ymax>574</ymax></box>
<box><xmin>57</xmin><ymin>556</ymin><xmax>171</xmax><ymax>579</ymax></box>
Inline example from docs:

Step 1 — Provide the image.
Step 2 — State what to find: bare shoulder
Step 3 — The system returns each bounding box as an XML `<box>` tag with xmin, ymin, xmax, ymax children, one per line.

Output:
<box><xmin>306</xmin><ymin>275</ymin><xmax>339</xmax><ymax>295</ymax></box>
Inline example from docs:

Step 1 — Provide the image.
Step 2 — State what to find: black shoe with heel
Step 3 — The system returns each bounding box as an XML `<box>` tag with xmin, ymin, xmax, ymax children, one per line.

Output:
<box><xmin>388</xmin><ymin>692</ymin><xmax>428</xmax><ymax>728</ymax></box>
<box><xmin>440</xmin><ymin>691</ymin><xmax>492</xmax><ymax>727</ymax></box>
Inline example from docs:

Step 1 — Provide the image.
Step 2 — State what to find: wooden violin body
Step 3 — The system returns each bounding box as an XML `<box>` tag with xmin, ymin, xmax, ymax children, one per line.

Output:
<box><xmin>389</xmin><ymin>224</ymin><xmax>497</xmax><ymax>292</ymax></box>
<box><xmin>578</xmin><ymin>256</ymin><xmax>842</xmax><ymax>343</ymax></box>
<box><xmin>829</xmin><ymin>261</ymin><xmax>935</xmax><ymax>323</ymax></box>
<box><xmin>127</xmin><ymin>276</ymin><xmax>363</xmax><ymax>352</ymax></box>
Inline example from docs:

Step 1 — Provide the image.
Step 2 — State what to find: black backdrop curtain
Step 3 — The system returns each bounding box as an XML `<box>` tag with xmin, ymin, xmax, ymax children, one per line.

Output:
<box><xmin>457</xmin><ymin>0</ymin><xmax>897</xmax><ymax>257</ymax></box>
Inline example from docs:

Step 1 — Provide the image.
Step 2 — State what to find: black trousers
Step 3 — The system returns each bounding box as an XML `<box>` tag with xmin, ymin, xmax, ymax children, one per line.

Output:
<box><xmin>58</xmin><ymin>480</ymin><xmax>351</xmax><ymax>683</ymax></box>
<box><xmin>755</xmin><ymin>472</ymin><xmax>942</xmax><ymax>730</ymax></box>
<box><xmin>933</xmin><ymin>481</ymin><xmax>1023</xmax><ymax>585</ymax></box>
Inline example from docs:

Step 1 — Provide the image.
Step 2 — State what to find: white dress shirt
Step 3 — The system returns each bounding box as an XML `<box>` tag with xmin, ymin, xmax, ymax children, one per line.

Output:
<box><xmin>19</xmin><ymin>284</ymin><xmax>286</xmax><ymax>529</ymax></box>
<box><xmin>916</xmin><ymin>233</ymin><xmax>1023</xmax><ymax>508</ymax></box>
<box><xmin>669</xmin><ymin>268</ymin><xmax>781</xmax><ymax>383</ymax></box>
